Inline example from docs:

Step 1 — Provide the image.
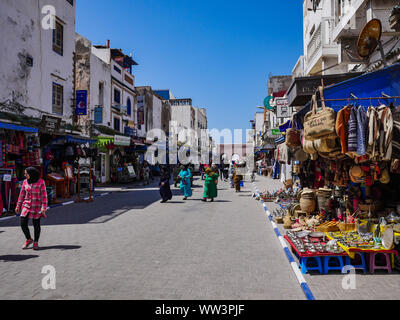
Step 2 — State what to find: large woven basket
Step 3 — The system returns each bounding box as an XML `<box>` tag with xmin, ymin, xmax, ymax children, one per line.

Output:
<box><xmin>315</xmin><ymin>221</ymin><xmax>340</xmax><ymax>233</ymax></box>
<box><xmin>338</xmin><ymin>222</ymin><xmax>356</xmax><ymax>232</ymax></box>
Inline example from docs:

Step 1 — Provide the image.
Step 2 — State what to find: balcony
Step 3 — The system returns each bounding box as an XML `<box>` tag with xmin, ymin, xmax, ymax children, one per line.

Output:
<box><xmin>305</xmin><ymin>18</ymin><xmax>339</xmax><ymax>76</ymax></box>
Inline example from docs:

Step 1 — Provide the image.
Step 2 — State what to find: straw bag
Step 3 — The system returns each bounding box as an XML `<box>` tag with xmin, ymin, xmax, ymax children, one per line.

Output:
<box><xmin>314</xmin><ymin>137</ymin><xmax>337</xmax><ymax>153</ymax></box>
<box><xmin>304</xmin><ymin>87</ymin><xmax>337</xmax><ymax>141</ymax></box>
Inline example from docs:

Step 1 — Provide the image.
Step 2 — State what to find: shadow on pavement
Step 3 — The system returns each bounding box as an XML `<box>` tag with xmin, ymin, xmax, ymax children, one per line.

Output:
<box><xmin>0</xmin><ymin>255</ymin><xmax>39</xmax><ymax>262</ymax></box>
<box><xmin>37</xmin><ymin>245</ymin><xmax>82</xmax><ymax>251</ymax></box>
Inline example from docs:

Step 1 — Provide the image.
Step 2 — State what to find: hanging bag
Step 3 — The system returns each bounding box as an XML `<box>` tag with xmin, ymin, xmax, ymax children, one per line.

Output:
<box><xmin>304</xmin><ymin>87</ymin><xmax>337</xmax><ymax>141</ymax></box>
<box><xmin>286</xmin><ymin>115</ymin><xmax>301</xmax><ymax>148</ymax></box>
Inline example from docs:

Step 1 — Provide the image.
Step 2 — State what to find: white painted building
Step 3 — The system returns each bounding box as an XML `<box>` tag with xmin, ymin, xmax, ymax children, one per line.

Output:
<box><xmin>0</xmin><ymin>0</ymin><xmax>76</xmax><ymax>122</ymax></box>
<box><xmin>294</xmin><ymin>0</ymin><xmax>400</xmax><ymax>77</ymax></box>
<box><xmin>92</xmin><ymin>43</ymin><xmax>138</xmax><ymax>135</ymax></box>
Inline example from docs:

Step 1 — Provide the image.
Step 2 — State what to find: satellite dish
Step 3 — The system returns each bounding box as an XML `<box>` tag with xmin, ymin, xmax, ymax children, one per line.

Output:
<box><xmin>357</xmin><ymin>19</ymin><xmax>382</xmax><ymax>59</ymax></box>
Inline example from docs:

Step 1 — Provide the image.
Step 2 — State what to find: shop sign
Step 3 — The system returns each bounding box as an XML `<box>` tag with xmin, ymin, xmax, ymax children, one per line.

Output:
<box><xmin>263</xmin><ymin>96</ymin><xmax>274</xmax><ymax>111</ymax></box>
<box><xmin>40</xmin><ymin>115</ymin><xmax>62</xmax><ymax>134</ymax></box>
<box><xmin>276</xmin><ymin>98</ymin><xmax>292</xmax><ymax>118</ymax></box>
<box><xmin>114</xmin><ymin>135</ymin><xmax>131</xmax><ymax>146</ymax></box>
<box><xmin>271</xmin><ymin>129</ymin><xmax>281</xmax><ymax>135</ymax></box>
<box><xmin>75</xmin><ymin>90</ymin><xmax>88</xmax><ymax>116</ymax></box>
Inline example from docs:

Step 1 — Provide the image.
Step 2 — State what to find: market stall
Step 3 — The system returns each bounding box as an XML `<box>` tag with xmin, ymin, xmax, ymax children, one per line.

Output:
<box><xmin>257</xmin><ymin>63</ymin><xmax>400</xmax><ymax>274</ymax></box>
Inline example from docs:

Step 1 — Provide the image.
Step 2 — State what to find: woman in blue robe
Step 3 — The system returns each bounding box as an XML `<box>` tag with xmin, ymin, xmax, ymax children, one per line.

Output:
<box><xmin>178</xmin><ymin>165</ymin><xmax>192</xmax><ymax>200</ymax></box>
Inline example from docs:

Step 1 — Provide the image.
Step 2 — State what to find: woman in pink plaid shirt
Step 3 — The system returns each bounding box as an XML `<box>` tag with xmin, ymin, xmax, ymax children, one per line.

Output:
<box><xmin>16</xmin><ymin>167</ymin><xmax>48</xmax><ymax>250</ymax></box>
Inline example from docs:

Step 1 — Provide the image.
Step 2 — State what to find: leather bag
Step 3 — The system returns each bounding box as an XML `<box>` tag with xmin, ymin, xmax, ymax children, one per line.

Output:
<box><xmin>286</xmin><ymin>116</ymin><xmax>301</xmax><ymax>148</ymax></box>
<box><xmin>304</xmin><ymin>87</ymin><xmax>337</xmax><ymax>141</ymax></box>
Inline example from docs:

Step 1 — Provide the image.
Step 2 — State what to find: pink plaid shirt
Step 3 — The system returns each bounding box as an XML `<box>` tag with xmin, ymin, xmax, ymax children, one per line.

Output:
<box><xmin>16</xmin><ymin>179</ymin><xmax>48</xmax><ymax>219</ymax></box>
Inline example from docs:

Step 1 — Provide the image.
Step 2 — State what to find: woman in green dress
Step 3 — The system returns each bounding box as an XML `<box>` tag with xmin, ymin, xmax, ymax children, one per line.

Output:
<box><xmin>202</xmin><ymin>168</ymin><xmax>219</xmax><ymax>202</ymax></box>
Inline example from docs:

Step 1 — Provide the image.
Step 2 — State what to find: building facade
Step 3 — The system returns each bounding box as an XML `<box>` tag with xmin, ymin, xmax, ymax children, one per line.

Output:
<box><xmin>0</xmin><ymin>0</ymin><xmax>76</xmax><ymax>123</ymax></box>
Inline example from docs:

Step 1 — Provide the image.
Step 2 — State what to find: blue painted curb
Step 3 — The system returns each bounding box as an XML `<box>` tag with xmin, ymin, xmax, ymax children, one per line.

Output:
<box><xmin>253</xmin><ymin>183</ymin><xmax>316</xmax><ymax>301</ymax></box>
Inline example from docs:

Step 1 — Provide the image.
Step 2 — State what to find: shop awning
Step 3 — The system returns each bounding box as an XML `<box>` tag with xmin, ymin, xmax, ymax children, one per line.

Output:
<box><xmin>0</xmin><ymin>122</ymin><xmax>38</xmax><ymax>133</ymax></box>
<box><xmin>322</xmin><ymin>63</ymin><xmax>400</xmax><ymax>112</ymax></box>
<box><xmin>66</xmin><ymin>135</ymin><xmax>97</xmax><ymax>144</ymax></box>
<box><xmin>294</xmin><ymin>63</ymin><xmax>400</xmax><ymax>118</ymax></box>
<box><xmin>286</xmin><ymin>72</ymin><xmax>363</xmax><ymax>107</ymax></box>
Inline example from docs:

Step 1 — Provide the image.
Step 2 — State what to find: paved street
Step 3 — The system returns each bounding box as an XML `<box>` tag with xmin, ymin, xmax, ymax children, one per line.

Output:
<box><xmin>0</xmin><ymin>177</ymin><xmax>305</xmax><ymax>300</ymax></box>
<box><xmin>255</xmin><ymin>175</ymin><xmax>400</xmax><ymax>300</ymax></box>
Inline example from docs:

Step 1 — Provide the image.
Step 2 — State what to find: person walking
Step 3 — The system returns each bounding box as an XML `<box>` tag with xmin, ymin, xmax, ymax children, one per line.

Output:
<box><xmin>233</xmin><ymin>164</ymin><xmax>243</xmax><ymax>193</ymax></box>
<box><xmin>173</xmin><ymin>165</ymin><xmax>181</xmax><ymax>187</ymax></box>
<box><xmin>16</xmin><ymin>167</ymin><xmax>48</xmax><ymax>251</ymax></box>
<box><xmin>200</xmin><ymin>164</ymin><xmax>205</xmax><ymax>181</ymax></box>
<box><xmin>202</xmin><ymin>168</ymin><xmax>218</xmax><ymax>202</ymax></box>
<box><xmin>143</xmin><ymin>162</ymin><xmax>150</xmax><ymax>186</ymax></box>
<box><xmin>229</xmin><ymin>161</ymin><xmax>235</xmax><ymax>188</ymax></box>
<box><xmin>159</xmin><ymin>167</ymin><xmax>173</xmax><ymax>203</ymax></box>
<box><xmin>178</xmin><ymin>165</ymin><xmax>192</xmax><ymax>200</ymax></box>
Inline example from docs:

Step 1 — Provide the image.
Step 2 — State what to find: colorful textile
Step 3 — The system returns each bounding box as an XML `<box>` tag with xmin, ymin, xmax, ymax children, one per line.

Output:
<box><xmin>16</xmin><ymin>179</ymin><xmax>48</xmax><ymax>219</ymax></box>
<box><xmin>348</xmin><ymin>107</ymin><xmax>358</xmax><ymax>154</ymax></box>
<box><xmin>336</xmin><ymin>105</ymin><xmax>352</xmax><ymax>154</ymax></box>
<box><xmin>356</xmin><ymin>106</ymin><xmax>368</xmax><ymax>156</ymax></box>
<box><xmin>367</xmin><ymin>106</ymin><xmax>379</xmax><ymax>158</ymax></box>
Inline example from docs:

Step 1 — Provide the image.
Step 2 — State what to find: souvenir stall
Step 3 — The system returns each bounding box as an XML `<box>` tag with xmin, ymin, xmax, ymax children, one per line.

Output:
<box><xmin>261</xmin><ymin>64</ymin><xmax>400</xmax><ymax>274</ymax></box>
<box><xmin>0</xmin><ymin>123</ymin><xmax>40</xmax><ymax>216</ymax></box>
<box><xmin>41</xmin><ymin>134</ymin><xmax>97</xmax><ymax>202</ymax></box>
<box><xmin>111</xmin><ymin>135</ymin><xmax>133</xmax><ymax>184</ymax></box>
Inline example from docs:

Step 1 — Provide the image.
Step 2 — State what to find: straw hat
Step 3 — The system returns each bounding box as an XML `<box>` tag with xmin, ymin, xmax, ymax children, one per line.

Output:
<box><xmin>380</xmin><ymin>169</ymin><xmax>390</xmax><ymax>184</ymax></box>
<box><xmin>350</xmin><ymin>166</ymin><xmax>364</xmax><ymax>178</ymax></box>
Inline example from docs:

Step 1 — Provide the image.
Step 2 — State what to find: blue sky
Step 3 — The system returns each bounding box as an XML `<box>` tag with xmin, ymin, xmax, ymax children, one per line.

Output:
<box><xmin>76</xmin><ymin>0</ymin><xmax>303</xmax><ymax>142</ymax></box>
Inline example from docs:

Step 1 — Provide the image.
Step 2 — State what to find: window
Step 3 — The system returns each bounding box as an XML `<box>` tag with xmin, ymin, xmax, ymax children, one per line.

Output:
<box><xmin>99</xmin><ymin>82</ymin><xmax>104</xmax><ymax>106</ymax></box>
<box><xmin>52</xmin><ymin>20</ymin><xmax>63</xmax><ymax>55</ymax></box>
<box><xmin>114</xmin><ymin>88</ymin><xmax>121</xmax><ymax>104</ymax></box>
<box><xmin>114</xmin><ymin>117</ymin><xmax>121</xmax><ymax>132</ymax></box>
<box><xmin>114</xmin><ymin>65</ymin><xmax>121</xmax><ymax>74</ymax></box>
<box><xmin>127</xmin><ymin>98</ymin><xmax>132</xmax><ymax>116</ymax></box>
<box><xmin>52</xmin><ymin>83</ymin><xmax>63</xmax><ymax>114</ymax></box>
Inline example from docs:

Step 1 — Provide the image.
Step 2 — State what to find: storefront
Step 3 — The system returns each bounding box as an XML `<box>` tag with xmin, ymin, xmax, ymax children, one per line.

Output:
<box><xmin>259</xmin><ymin>63</ymin><xmax>400</xmax><ymax>274</ymax></box>
<box><xmin>0</xmin><ymin>121</ymin><xmax>40</xmax><ymax>216</ymax></box>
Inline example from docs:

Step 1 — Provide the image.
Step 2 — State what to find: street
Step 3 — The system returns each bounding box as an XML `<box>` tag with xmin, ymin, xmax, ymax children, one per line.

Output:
<box><xmin>0</xmin><ymin>177</ymin><xmax>304</xmax><ymax>300</ymax></box>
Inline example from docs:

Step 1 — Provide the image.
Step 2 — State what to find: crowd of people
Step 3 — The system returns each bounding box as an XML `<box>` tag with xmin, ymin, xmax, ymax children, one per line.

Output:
<box><xmin>14</xmin><ymin>161</ymin><xmax>249</xmax><ymax>250</ymax></box>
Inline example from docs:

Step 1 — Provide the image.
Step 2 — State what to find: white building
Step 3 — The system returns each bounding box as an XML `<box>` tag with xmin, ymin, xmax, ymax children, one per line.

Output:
<box><xmin>92</xmin><ymin>42</ymin><xmax>138</xmax><ymax>135</ymax></box>
<box><xmin>0</xmin><ymin>0</ymin><xmax>76</xmax><ymax>122</ymax></box>
<box><xmin>294</xmin><ymin>0</ymin><xmax>400</xmax><ymax>77</ymax></box>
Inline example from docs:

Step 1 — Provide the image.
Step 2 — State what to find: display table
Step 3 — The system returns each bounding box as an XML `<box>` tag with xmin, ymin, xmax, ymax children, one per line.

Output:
<box><xmin>284</xmin><ymin>236</ymin><xmax>347</xmax><ymax>274</ymax></box>
<box><xmin>326</xmin><ymin>232</ymin><xmax>398</xmax><ymax>274</ymax></box>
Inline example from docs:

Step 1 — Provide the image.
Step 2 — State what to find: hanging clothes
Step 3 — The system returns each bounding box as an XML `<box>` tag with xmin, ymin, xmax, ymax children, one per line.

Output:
<box><xmin>348</xmin><ymin>107</ymin><xmax>358</xmax><ymax>156</ymax></box>
<box><xmin>356</xmin><ymin>106</ymin><xmax>368</xmax><ymax>157</ymax></box>
<box><xmin>377</xmin><ymin>105</ymin><xmax>393</xmax><ymax>161</ymax></box>
<box><xmin>367</xmin><ymin>106</ymin><xmax>379</xmax><ymax>159</ymax></box>
<box><xmin>392</xmin><ymin>106</ymin><xmax>400</xmax><ymax>159</ymax></box>
<box><xmin>336</xmin><ymin>105</ymin><xmax>352</xmax><ymax>155</ymax></box>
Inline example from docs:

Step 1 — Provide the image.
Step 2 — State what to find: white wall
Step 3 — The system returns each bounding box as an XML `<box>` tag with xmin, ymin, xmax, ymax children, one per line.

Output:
<box><xmin>0</xmin><ymin>0</ymin><xmax>76</xmax><ymax>121</ymax></box>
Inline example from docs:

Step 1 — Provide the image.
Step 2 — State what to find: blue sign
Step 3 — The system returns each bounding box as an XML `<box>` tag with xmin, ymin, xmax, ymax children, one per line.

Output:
<box><xmin>76</xmin><ymin>90</ymin><xmax>88</xmax><ymax>115</ymax></box>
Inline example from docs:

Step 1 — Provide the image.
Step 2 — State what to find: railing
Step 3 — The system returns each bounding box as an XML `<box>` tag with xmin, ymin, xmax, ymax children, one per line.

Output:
<box><xmin>306</xmin><ymin>18</ymin><xmax>336</xmax><ymax>65</ymax></box>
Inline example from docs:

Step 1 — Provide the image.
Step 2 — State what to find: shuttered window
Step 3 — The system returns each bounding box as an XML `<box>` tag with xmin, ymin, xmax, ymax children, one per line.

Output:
<box><xmin>52</xmin><ymin>83</ymin><xmax>63</xmax><ymax>114</ymax></box>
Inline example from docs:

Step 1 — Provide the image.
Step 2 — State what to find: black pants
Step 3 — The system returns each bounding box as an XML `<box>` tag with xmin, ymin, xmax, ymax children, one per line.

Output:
<box><xmin>21</xmin><ymin>217</ymin><xmax>41</xmax><ymax>242</ymax></box>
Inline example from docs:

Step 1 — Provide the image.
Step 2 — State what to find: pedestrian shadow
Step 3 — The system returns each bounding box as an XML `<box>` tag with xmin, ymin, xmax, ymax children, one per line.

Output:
<box><xmin>214</xmin><ymin>200</ymin><xmax>232</xmax><ymax>203</ymax></box>
<box><xmin>0</xmin><ymin>255</ymin><xmax>39</xmax><ymax>262</ymax></box>
<box><xmin>36</xmin><ymin>245</ymin><xmax>81</xmax><ymax>251</ymax></box>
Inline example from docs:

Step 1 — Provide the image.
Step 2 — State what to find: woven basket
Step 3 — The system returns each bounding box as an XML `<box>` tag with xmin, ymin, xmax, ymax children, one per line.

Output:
<box><xmin>338</xmin><ymin>222</ymin><xmax>356</xmax><ymax>232</ymax></box>
<box><xmin>300</xmin><ymin>197</ymin><xmax>316</xmax><ymax>213</ymax></box>
<box><xmin>315</xmin><ymin>221</ymin><xmax>340</xmax><ymax>233</ymax></box>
